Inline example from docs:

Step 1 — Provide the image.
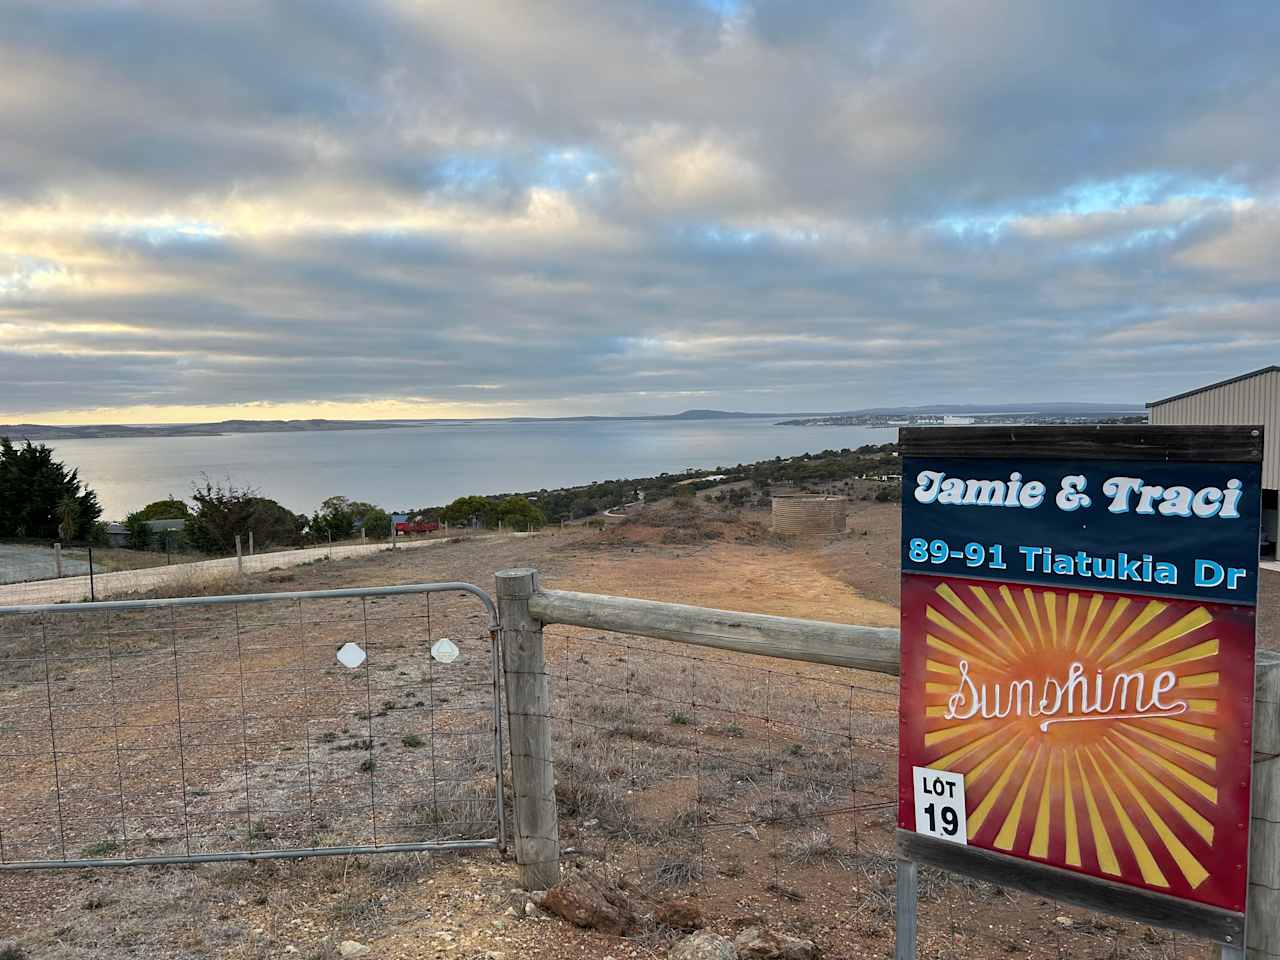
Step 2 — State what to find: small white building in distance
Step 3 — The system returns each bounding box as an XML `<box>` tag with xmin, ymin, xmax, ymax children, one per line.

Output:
<box><xmin>1147</xmin><ymin>364</ymin><xmax>1279</xmax><ymax>558</ymax></box>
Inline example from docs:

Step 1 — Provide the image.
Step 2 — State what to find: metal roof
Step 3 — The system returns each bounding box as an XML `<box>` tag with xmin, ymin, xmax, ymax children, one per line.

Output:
<box><xmin>1147</xmin><ymin>365</ymin><xmax>1280</xmax><ymax>408</ymax></box>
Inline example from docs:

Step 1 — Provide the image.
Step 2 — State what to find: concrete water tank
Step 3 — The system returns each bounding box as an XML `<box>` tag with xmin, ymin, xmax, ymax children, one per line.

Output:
<box><xmin>771</xmin><ymin>495</ymin><xmax>848</xmax><ymax>535</ymax></box>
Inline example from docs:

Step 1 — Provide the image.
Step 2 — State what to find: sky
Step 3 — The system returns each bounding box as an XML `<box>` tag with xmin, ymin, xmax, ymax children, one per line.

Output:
<box><xmin>1</xmin><ymin>1</ymin><xmax>1278</xmax><ymax>424</ymax></box>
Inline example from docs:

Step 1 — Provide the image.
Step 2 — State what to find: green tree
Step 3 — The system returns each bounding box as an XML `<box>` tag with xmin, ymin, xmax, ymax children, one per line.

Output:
<box><xmin>123</xmin><ymin>497</ymin><xmax>191</xmax><ymax>550</ymax></box>
<box><xmin>133</xmin><ymin>497</ymin><xmax>191</xmax><ymax>521</ymax></box>
<box><xmin>495</xmin><ymin>495</ymin><xmax>545</xmax><ymax>530</ymax></box>
<box><xmin>0</xmin><ymin>438</ymin><xmax>102</xmax><ymax>540</ymax></box>
<box><xmin>360</xmin><ymin>507</ymin><xmax>393</xmax><ymax>539</ymax></box>
<box><xmin>441</xmin><ymin>495</ymin><xmax>495</xmax><ymax>528</ymax></box>
<box><xmin>342</xmin><ymin>499</ymin><xmax>392</xmax><ymax>538</ymax></box>
<box><xmin>309</xmin><ymin>496</ymin><xmax>394</xmax><ymax>539</ymax></box>
<box><xmin>311</xmin><ymin>495</ymin><xmax>356</xmax><ymax>541</ymax></box>
<box><xmin>124</xmin><ymin>513</ymin><xmax>151</xmax><ymax>551</ymax></box>
<box><xmin>186</xmin><ymin>479</ymin><xmax>305</xmax><ymax>554</ymax></box>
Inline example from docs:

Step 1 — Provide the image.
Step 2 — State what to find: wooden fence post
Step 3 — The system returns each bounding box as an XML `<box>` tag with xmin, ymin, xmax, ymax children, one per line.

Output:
<box><xmin>248</xmin><ymin>530</ymin><xmax>254</xmax><ymax>556</ymax></box>
<box><xmin>1232</xmin><ymin>650</ymin><xmax>1280</xmax><ymax>959</ymax></box>
<box><xmin>895</xmin><ymin>859</ymin><xmax>918</xmax><ymax>960</ymax></box>
<box><xmin>54</xmin><ymin>542</ymin><xmax>63</xmax><ymax>578</ymax></box>
<box><xmin>235</xmin><ymin>535</ymin><xmax>243</xmax><ymax>576</ymax></box>
<box><xmin>496</xmin><ymin>568</ymin><xmax>561</xmax><ymax>890</ymax></box>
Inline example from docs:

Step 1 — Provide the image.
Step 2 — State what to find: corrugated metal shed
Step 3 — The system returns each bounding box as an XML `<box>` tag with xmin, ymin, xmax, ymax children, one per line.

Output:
<box><xmin>1148</xmin><ymin>365</ymin><xmax>1279</xmax><ymax>489</ymax></box>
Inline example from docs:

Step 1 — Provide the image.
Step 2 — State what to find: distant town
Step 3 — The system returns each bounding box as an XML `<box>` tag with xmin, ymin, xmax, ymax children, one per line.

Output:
<box><xmin>777</xmin><ymin>410</ymin><xmax>1148</xmax><ymax>428</ymax></box>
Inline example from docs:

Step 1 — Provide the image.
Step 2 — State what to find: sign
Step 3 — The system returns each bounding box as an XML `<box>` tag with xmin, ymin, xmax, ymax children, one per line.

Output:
<box><xmin>336</xmin><ymin>641</ymin><xmax>367</xmax><ymax>670</ymax></box>
<box><xmin>899</xmin><ymin>458</ymin><xmax>1260</xmax><ymax>603</ymax></box>
<box><xmin>431</xmin><ymin>637</ymin><xmax>460</xmax><ymax>664</ymax></box>
<box><xmin>897</xmin><ymin>426</ymin><xmax>1262</xmax><ymax>937</ymax></box>
<box><xmin>912</xmin><ymin>766</ymin><xmax>967</xmax><ymax>844</ymax></box>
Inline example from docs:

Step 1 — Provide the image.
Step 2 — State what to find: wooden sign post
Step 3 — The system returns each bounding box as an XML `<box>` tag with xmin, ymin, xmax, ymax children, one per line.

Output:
<box><xmin>895</xmin><ymin>426</ymin><xmax>1264</xmax><ymax>955</ymax></box>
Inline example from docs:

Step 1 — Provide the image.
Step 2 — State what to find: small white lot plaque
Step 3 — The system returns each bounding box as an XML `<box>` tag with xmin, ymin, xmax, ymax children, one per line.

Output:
<box><xmin>912</xmin><ymin>766</ymin><xmax>967</xmax><ymax>845</ymax></box>
<box><xmin>336</xmin><ymin>642</ymin><xmax>367</xmax><ymax>670</ymax></box>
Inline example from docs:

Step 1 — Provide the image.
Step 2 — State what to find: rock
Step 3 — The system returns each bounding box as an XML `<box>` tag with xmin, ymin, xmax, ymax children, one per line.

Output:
<box><xmin>1054</xmin><ymin>915</ymin><xmax>1074</xmax><ymax>927</ymax></box>
<box><xmin>734</xmin><ymin>926</ymin><xmax>819</xmax><ymax>960</ymax></box>
<box><xmin>539</xmin><ymin>867</ymin><xmax>636</xmax><ymax>936</ymax></box>
<box><xmin>670</xmin><ymin>932</ymin><xmax>737</xmax><ymax>960</ymax></box>
<box><xmin>656</xmin><ymin>898</ymin><xmax>704</xmax><ymax>932</ymax></box>
<box><xmin>338</xmin><ymin>941</ymin><xmax>371</xmax><ymax>958</ymax></box>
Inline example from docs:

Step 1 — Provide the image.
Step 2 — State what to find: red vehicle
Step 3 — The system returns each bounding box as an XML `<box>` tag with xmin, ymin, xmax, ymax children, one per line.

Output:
<box><xmin>394</xmin><ymin>519</ymin><xmax>440</xmax><ymax>535</ymax></box>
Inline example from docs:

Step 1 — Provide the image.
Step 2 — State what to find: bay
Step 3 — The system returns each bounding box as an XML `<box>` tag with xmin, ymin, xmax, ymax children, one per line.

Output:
<box><xmin>44</xmin><ymin>418</ymin><xmax>894</xmax><ymax>519</ymax></box>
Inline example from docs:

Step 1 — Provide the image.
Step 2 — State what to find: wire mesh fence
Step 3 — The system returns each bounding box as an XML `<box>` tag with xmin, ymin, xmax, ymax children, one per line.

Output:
<box><xmin>543</xmin><ymin>624</ymin><xmax>1220</xmax><ymax>959</ymax></box>
<box><xmin>0</xmin><ymin>539</ymin><xmax>98</xmax><ymax>586</ymax></box>
<box><xmin>0</xmin><ymin>584</ymin><xmax>504</xmax><ymax>869</ymax></box>
<box><xmin>0</xmin><ymin>534</ymin><xmax>476</xmax><ymax>606</ymax></box>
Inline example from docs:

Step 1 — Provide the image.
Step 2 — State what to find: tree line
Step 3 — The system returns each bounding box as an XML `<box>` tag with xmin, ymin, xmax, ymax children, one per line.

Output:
<box><xmin>126</xmin><ymin>484</ymin><xmax>399</xmax><ymax>553</ymax></box>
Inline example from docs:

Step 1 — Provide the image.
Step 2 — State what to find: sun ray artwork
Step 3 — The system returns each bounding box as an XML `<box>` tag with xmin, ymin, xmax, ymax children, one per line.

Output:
<box><xmin>898</xmin><ymin>574</ymin><xmax>1256</xmax><ymax>913</ymax></box>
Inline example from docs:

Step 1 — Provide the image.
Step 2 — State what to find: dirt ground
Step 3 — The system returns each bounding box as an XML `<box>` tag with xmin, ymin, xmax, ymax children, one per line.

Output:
<box><xmin>0</xmin><ymin>501</ymin><xmax>1271</xmax><ymax>960</ymax></box>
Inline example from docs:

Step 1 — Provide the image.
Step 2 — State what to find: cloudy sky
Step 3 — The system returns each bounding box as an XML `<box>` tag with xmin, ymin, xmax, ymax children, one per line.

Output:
<box><xmin>1</xmin><ymin>1</ymin><xmax>1277</xmax><ymax>423</ymax></box>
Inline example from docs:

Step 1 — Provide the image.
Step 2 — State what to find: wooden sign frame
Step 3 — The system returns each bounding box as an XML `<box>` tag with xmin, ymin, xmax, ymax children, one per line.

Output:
<box><xmin>895</xmin><ymin>425</ymin><xmax>1264</xmax><ymax>950</ymax></box>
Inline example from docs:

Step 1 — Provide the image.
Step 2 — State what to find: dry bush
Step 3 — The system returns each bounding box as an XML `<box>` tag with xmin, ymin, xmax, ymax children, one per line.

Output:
<box><xmin>783</xmin><ymin>829</ymin><xmax>838</xmax><ymax>864</ymax></box>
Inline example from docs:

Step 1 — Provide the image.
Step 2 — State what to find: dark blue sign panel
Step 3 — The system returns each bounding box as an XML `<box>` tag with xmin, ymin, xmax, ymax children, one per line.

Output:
<box><xmin>900</xmin><ymin>456</ymin><xmax>1262</xmax><ymax>604</ymax></box>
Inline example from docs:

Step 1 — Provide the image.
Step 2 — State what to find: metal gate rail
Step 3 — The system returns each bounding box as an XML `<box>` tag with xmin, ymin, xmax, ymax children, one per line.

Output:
<box><xmin>0</xmin><ymin>582</ymin><xmax>504</xmax><ymax>870</ymax></box>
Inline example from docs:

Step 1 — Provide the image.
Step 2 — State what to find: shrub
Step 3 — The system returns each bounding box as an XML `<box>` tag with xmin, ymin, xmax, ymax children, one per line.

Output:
<box><xmin>186</xmin><ymin>478</ymin><xmax>306</xmax><ymax>554</ymax></box>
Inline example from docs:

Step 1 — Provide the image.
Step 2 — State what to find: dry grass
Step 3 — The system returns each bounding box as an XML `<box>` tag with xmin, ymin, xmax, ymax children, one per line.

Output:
<box><xmin>0</xmin><ymin>519</ymin><xmax>1232</xmax><ymax>960</ymax></box>
<box><xmin>544</xmin><ymin>624</ymin><xmax>896</xmax><ymax>901</ymax></box>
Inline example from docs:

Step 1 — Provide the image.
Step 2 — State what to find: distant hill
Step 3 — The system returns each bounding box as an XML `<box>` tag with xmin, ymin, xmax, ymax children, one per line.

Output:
<box><xmin>0</xmin><ymin>419</ymin><xmax>413</xmax><ymax>441</ymax></box>
<box><xmin>1</xmin><ymin>402</ymin><xmax>1145</xmax><ymax>441</ymax></box>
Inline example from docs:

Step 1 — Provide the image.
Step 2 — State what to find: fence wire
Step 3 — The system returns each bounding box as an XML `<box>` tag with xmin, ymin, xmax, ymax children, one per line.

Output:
<box><xmin>0</xmin><ymin>585</ymin><xmax>503</xmax><ymax>868</ymax></box>
<box><xmin>543</xmin><ymin>624</ymin><xmax>1220</xmax><ymax>959</ymax></box>
<box><xmin>0</xmin><ymin>532</ymin><xmax>485</xmax><ymax>606</ymax></box>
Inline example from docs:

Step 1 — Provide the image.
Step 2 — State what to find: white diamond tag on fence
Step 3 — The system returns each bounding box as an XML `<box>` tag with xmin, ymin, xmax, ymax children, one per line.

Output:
<box><xmin>431</xmin><ymin>638</ymin><xmax>460</xmax><ymax>664</ymax></box>
<box><xmin>336</xmin><ymin>642</ymin><xmax>367</xmax><ymax>669</ymax></box>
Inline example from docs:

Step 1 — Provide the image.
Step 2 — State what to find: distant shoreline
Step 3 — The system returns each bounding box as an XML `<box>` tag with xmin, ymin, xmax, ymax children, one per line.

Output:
<box><xmin>0</xmin><ymin>411</ymin><xmax>787</xmax><ymax>441</ymax></box>
<box><xmin>1</xmin><ymin>403</ymin><xmax>1145</xmax><ymax>442</ymax></box>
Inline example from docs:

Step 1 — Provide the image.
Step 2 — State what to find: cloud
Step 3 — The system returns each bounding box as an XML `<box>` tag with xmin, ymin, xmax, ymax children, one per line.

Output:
<box><xmin>0</xmin><ymin>0</ymin><xmax>1278</xmax><ymax>421</ymax></box>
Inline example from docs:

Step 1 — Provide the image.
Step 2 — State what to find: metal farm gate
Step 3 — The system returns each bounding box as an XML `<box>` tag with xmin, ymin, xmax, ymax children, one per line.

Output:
<box><xmin>0</xmin><ymin>583</ymin><xmax>505</xmax><ymax>869</ymax></box>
